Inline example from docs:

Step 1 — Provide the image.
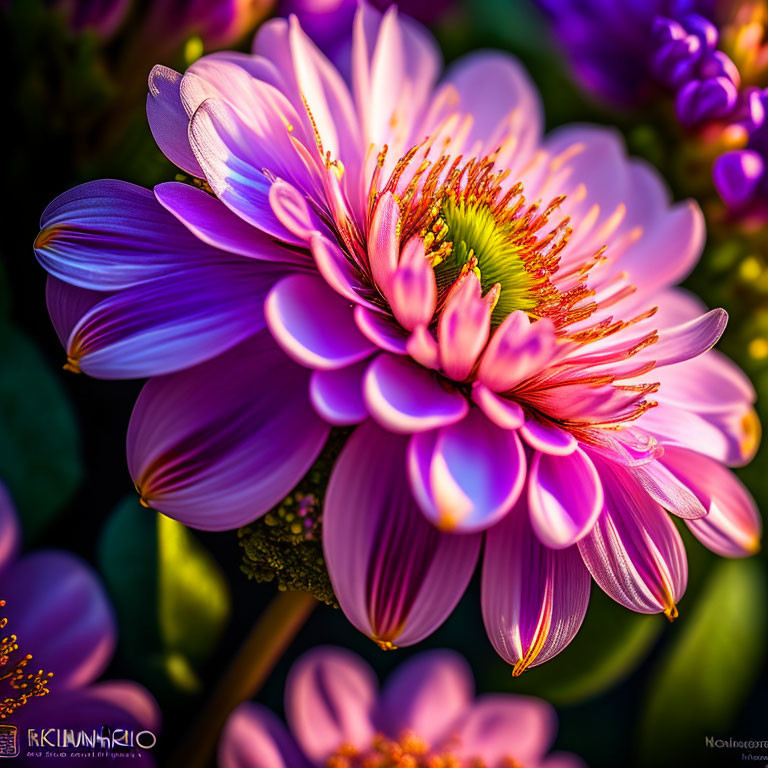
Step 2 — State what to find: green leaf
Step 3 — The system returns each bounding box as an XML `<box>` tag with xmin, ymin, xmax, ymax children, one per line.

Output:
<box><xmin>98</xmin><ymin>497</ymin><xmax>231</xmax><ymax>694</ymax></box>
<box><xmin>0</xmin><ymin>326</ymin><xmax>82</xmax><ymax>538</ymax></box>
<box><xmin>487</xmin><ymin>586</ymin><xmax>663</xmax><ymax>706</ymax></box>
<box><xmin>638</xmin><ymin>558</ymin><xmax>768</xmax><ymax>766</ymax></box>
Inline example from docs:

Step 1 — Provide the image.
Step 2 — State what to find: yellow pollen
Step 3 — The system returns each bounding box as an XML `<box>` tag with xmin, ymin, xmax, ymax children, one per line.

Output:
<box><xmin>0</xmin><ymin>600</ymin><xmax>53</xmax><ymax>720</ymax></box>
<box><xmin>63</xmin><ymin>356</ymin><xmax>81</xmax><ymax>374</ymax></box>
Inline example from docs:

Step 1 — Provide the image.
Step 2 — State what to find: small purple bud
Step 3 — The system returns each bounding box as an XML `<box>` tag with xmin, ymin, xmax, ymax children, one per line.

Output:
<box><xmin>713</xmin><ymin>150</ymin><xmax>764</xmax><ymax>208</ymax></box>
<box><xmin>676</xmin><ymin>76</ymin><xmax>739</xmax><ymax>126</ymax></box>
<box><xmin>680</xmin><ymin>13</ymin><xmax>718</xmax><ymax>54</ymax></box>
<box><xmin>730</xmin><ymin>87</ymin><xmax>766</xmax><ymax>133</ymax></box>
<box><xmin>652</xmin><ymin>35</ymin><xmax>702</xmax><ymax>88</ymax></box>
<box><xmin>651</xmin><ymin>16</ymin><xmax>686</xmax><ymax>47</ymax></box>
<box><xmin>698</xmin><ymin>50</ymin><xmax>741</xmax><ymax>87</ymax></box>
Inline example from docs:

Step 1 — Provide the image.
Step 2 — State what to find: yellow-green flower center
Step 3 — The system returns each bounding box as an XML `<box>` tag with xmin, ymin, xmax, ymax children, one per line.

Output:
<box><xmin>435</xmin><ymin>198</ymin><xmax>539</xmax><ymax>325</ymax></box>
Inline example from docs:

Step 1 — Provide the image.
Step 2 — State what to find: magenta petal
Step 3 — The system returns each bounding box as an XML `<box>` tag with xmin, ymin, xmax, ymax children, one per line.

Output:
<box><xmin>266</xmin><ymin>274</ymin><xmax>375</xmax><ymax>370</ymax></box>
<box><xmin>269</xmin><ymin>179</ymin><xmax>325</xmax><ymax>242</ymax></box>
<box><xmin>478</xmin><ymin>311</ymin><xmax>556</xmax><ymax>391</ymax></box>
<box><xmin>219</xmin><ymin>703</ymin><xmax>311</xmax><ymax>768</ymax></box>
<box><xmin>155</xmin><ymin>182</ymin><xmax>308</xmax><ymax>264</ymax></box>
<box><xmin>36</xmin><ymin>180</ymin><xmax>220</xmax><ymax>290</ymax></box>
<box><xmin>519</xmin><ymin>419</ymin><xmax>577</xmax><ymax>456</ymax></box>
<box><xmin>633</xmin><ymin>458</ymin><xmax>707</xmax><ymax>520</ymax></box>
<box><xmin>471</xmin><ymin>384</ymin><xmax>525</xmax><ymax>429</ymax></box>
<box><xmin>310</xmin><ymin>361</ymin><xmax>367</xmax><ymax>425</ymax></box>
<box><xmin>324</xmin><ymin>421</ymin><xmax>481</xmax><ymax>647</ymax></box>
<box><xmin>437</xmin><ymin>273</ymin><xmax>491</xmax><ymax>381</ymax></box>
<box><xmin>354</xmin><ymin>306</ymin><xmax>409</xmax><ymax>354</ymax></box>
<box><xmin>377</xmin><ymin>650</ymin><xmax>473</xmax><ymax>745</ymax></box>
<box><xmin>528</xmin><ymin>448</ymin><xmax>603</xmax><ymax>549</ymax></box>
<box><xmin>285</xmin><ymin>647</ymin><xmax>376</xmax><ymax>762</ymax></box>
<box><xmin>482</xmin><ymin>500</ymin><xmax>590</xmax><ymax>673</ymax></box>
<box><xmin>3</xmin><ymin>551</ymin><xmax>116</xmax><ymax>690</ymax></box>
<box><xmin>449</xmin><ymin>695</ymin><xmax>556</xmax><ymax>766</ymax></box>
<box><xmin>127</xmin><ymin>332</ymin><xmax>329</xmax><ymax>530</ymax></box>
<box><xmin>147</xmin><ymin>65</ymin><xmax>203</xmax><ymax>176</ymax></box>
<box><xmin>660</xmin><ymin>446</ymin><xmax>762</xmax><ymax>557</ymax></box>
<box><xmin>578</xmin><ymin>457</ymin><xmax>688</xmax><ymax>616</ymax></box>
<box><xmin>641</xmin><ymin>308</ymin><xmax>728</xmax><ymax>368</ymax></box>
<box><xmin>0</xmin><ymin>482</ymin><xmax>21</xmax><ymax>575</ymax></box>
<box><xmin>68</xmin><ymin>262</ymin><xmax>283</xmax><ymax>379</ymax></box>
<box><xmin>363</xmin><ymin>354</ymin><xmax>469</xmax><ymax>433</ymax></box>
<box><xmin>310</xmin><ymin>234</ymin><xmax>374</xmax><ymax>307</ymax></box>
<box><xmin>407</xmin><ymin>409</ymin><xmax>526</xmax><ymax>532</ymax></box>
<box><xmin>387</xmin><ymin>238</ymin><xmax>437</xmax><ymax>331</ymax></box>
<box><xmin>367</xmin><ymin>191</ymin><xmax>400</xmax><ymax>292</ymax></box>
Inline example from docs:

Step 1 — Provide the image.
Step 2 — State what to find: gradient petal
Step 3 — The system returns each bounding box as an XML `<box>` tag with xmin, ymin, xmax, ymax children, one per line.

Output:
<box><xmin>449</xmin><ymin>695</ymin><xmax>556</xmax><ymax>766</ymax></box>
<box><xmin>147</xmin><ymin>65</ymin><xmax>203</xmax><ymax>176</ymax></box>
<box><xmin>285</xmin><ymin>647</ymin><xmax>376</xmax><ymax>763</ymax></box>
<box><xmin>482</xmin><ymin>500</ymin><xmax>590</xmax><ymax>674</ymax></box>
<box><xmin>219</xmin><ymin>704</ymin><xmax>311</xmax><ymax>768</ymax></box>
<box><xmin>528</xmin><ymin>448</ymin><xmax>603</xmax><ymax>549</ymax></box>
<box><xmin>578</xmin><ymin>456</ymin><xmax>687</xmax><ymax>617</ymax></box>
<box><xmin>266</xmin><ymin>274</ymin><xmax>375</xmax><ymax>370</ymax></box>
<box><xmin>35</xmin><ymin>180</ymin><xmax>219</xmax><ymax>290</ymax></box>
<box><xmin>324</xmin><ymin>421</ymin><xmax>481</xmax><ymax>647</ymax></box>
<box><xmin>66</xmin><ymin>262</ymin><xmax>282</xmax><ymax>378</ymax></box>
<box><xmin>0</xmin><ymin>482</ymin><xmax>20</xmax><ymax>575</ymax></box>
<box><xmin>363</xmin><ymin>354</ymin><xmax>469</xmax><ymax>433</ymax></box>
<box><xmin>377</xmin><ymin>650</ymin><xmax>473</xmax><ymax>746</ymax></box>
<box><xmin>127</xmin><ymin>332</ymin><xmax>329</xmax><ymax>530</ymax></box>
<box><xmin>407</xmin><ymin>409</ymin><xmax>526</xmax><ymax>532</ymax></box>
<box><xmin>309</xmin><ymin>362</ymin><xmax>367</xmax><ymax>425</ymax></box>
<box><xmin>660</xmin><ymin>447</ymin><xmax>762</xmax><ymax>557</ymax></box>
<box><xmin>3</xmin><ymin>551</ymin><xmax>116</xmax><ymax>690</ymax></box>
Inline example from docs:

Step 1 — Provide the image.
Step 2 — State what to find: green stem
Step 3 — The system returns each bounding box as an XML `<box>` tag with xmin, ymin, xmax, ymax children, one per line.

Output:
<box><xmin>170</xmin><ymin>590</ymin><xmax>316</xmax><ymax>768</ymax></box>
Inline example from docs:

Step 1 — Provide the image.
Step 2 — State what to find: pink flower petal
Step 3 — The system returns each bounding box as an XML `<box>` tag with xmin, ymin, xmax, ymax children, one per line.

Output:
<box><xmin>578</xmin><ymin>457</ymin><xmax>687</xmax><ymax>617</ymax></box>
<box><xmin>528</xmin><ymin>448</ymin><xmax>603</xmax><ymax>549</ymax></box>
<box><xmin>438</xmin><ymin>273</ymin><xmax>492</xmax><ymax>381</ymax></box>
<box><xmin>482</xmin><ymin>499</ymin><xmax>591</xmax><ymax>673</ymax></box>
<box><xmin>659</xmin><ymin>446</ymin><xmax>762</xmax><ymax>557</ymax></box>
<box><xmin>324</xmin><ymin>421</ymin><xmax>481</xmax><ymax>647</ymax></box>
<box><xmin>520</xmin><ymin>418</ymin><xmax>577</xmax><ymax>455</ymax></box>
<box><xmin>285</xmin><ymin>647</ymin><xmax>376</xmax><ymax>763</ymax></box>
<box><xmin>471</xmin><ymin>384</ymin><xmax>525</xmax><ymax>429</ymax></box>
<box><xmin>363</xmin><ymin>354</ymin><xmax>469</xmax><ymax>433</ymax></box>
<box><xmin>368</xmin><ymin>193</ymin><xmax>401</xmax><ymax>294</ymax></box>
<box><xmin>407</xmin><ymin>409</ymin><xmax>526</xmax><ymax>532</ymax></box>
<box><xmin>377</xmin><ymin>650</ymin><xmax>473</xmax><ymax>745</ymax></box>
<box><xmin>386</xmin><ymin>238</ymin><xmax>437</xmax><ymax>331</ymax></box>
<box><xmin>449</xmin><ymin>695</ymin><xmax>556</xmax><ymax>766</ymax></box>
<box><xmin>269</xmin><ymin>178</ymin><xmax>325</xmax><ymax>243</ymax></box>
<box><xmin>266</xmin><ymin>274</ymin><xmax>376</xmax><ymax>370</ymax></box>
<box><xmin>478</xmin><ymin>312</ymin><xmax>557</xmax><ymax>392</ymax></box>
<box><xmin>127</xmin><ymin>333</ymin><xmax>329</xmax><ymax>530</ymax></box>
<box><xmin>219</xmin><ymin>703</ymin><xmax>310</xmax><ymax>768</ymax></box>
<box><xmin>0</xmin><ymin>483</ymin><xmax>20</xmax><ymax>576</ymax></box>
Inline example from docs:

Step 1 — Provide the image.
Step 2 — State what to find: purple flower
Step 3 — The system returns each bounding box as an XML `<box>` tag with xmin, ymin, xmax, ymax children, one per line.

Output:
<box><xmin>34</xmin><ymin>4</ymin><xmax>762</xmax><ymax>670</ymax></box>
<box><xmin>219</xmin><ymin>646</ymin><xmax>586</xmax><ymax>768</ymax></box>
<box><xmin>0</xmin><ymin>484</ymin><xmax>160</xmax><ymax>764</ymax></box>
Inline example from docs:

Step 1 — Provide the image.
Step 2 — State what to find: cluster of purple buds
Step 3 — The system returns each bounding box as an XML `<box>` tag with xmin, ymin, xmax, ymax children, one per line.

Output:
<box><xmin>652</xmin><ymin>9</ymin><xmax>768</xmax><ymax>213</ymax></box>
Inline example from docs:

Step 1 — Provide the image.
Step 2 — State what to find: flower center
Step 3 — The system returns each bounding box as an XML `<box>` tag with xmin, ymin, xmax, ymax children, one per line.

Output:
<box><xmin>433</xmin><ymin>197</ymin><xmax>540</xmax><ymax>325</ymax></box>
<box><xmin>0</xmin><ymin>600</ymin><xmax>53</xmax><ymax>720</ymax></box>
<box><xmin>326</xmin><ymin>731</ymin><xmax>524</xmax><ymax>768</ymax></box>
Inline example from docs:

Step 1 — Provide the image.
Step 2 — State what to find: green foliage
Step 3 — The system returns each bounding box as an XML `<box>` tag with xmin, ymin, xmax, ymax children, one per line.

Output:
<box><xmin>98</xmin><ymin>497</ymin><xmax>231</xmax><ymax>694</ymax></box>
<box><xmin>0</xmin><ymin>326</ymin><xmax>82</xmax><ymax>539</ymax></box>
<box><xmin>637</xmin><ymin>558</ymin><xmax>768</xmax><ymax>766</ymax></box>
<box><xmin>490</xmin><ymin>586</ymin><xmax>663</xmax><ymax>706</ymax></box>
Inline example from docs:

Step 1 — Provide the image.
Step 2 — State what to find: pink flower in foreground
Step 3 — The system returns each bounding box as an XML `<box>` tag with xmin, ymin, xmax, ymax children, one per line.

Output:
<box><xmin>219</xmin><ymin>647</ymin><xmax>585</xmax><ymax>767</ymax></box>
<box><xmin>35</xmin><ymin>4</ymin><xmax>762</xmax><ymax>670</ymax></box>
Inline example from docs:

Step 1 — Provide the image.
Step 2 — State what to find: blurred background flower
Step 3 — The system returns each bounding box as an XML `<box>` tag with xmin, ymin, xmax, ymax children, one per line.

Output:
<box><xmin>219</xmin><ymin>646</ymin><xmax>586</xmax><ymax>768</ymax></box>
<box><xmin>0</xmin><ymin>483</ymin><xmax>160</xmax><ymax>765</ymax></box>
